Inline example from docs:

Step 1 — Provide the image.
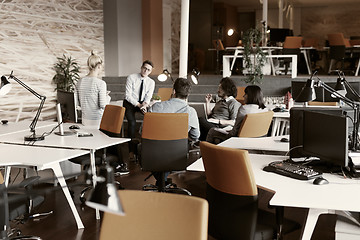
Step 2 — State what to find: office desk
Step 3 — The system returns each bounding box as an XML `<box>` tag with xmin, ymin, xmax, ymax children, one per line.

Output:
<box><xmin>0</xmin><ymin>143</ymin><xmax>88</xmax><ymax>229</ymax></box>
<box><xmin>218</xmin><ymin>136</ymin><xmax>289</xmax><ymax>153</ymax></box>
<box><xmin>188</xmin><ymin>140</ymin><xmax>360</xmax><ymax>240</ymax></box>
<box><xmin>0</xmin><ymin>122</ymin><xmax>130</xmax><ymax>221</ymax></box>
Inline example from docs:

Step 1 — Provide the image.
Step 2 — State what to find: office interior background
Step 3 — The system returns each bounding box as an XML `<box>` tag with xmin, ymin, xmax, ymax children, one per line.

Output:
<box><xmin>1</xmin><ymin>0</ymin><xmax>360</xmax><ymax>123</ymax></box>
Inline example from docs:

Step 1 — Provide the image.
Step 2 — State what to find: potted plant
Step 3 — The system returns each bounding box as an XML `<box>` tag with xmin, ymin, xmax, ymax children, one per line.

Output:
<box><xmin>242</xmin><ymin>27</ymin><xmax>267</xmax><ymax>84</ymax></box>
<box><xmin>52</xmin><ymin>54</ymin><xmax>80</xmax><ymax>92</ymax></box>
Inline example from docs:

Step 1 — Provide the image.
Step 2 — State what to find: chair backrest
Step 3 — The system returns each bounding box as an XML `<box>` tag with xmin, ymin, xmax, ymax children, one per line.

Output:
<box><xmin>283</xmin><ymin>36</ymin><xmax>303</xmax><ymax>49</ymax></box>
<box><xmin>141</xmin><ymin>112</ymin><xmax>188</xmax><ymax>171</ymax></box>
<box><xmin>238</xmin><ymin>111</ymin><xmax>274</xmax><ymax>138</ymax></box>
<box><xmin>236</xmin><ymin>86</ymin><xmax>246</xmax><ymax>104</ymax></box>
<box><xmin>99</xmin><ymin>105</ymin><xmax>125</xmax><ymax>137</ymax></box>
<box><xmin>157</xmin><ymin>88</ymin><xmax>173</xmax><ymax>101</ymax></box>
<box><xmin>199</xmin><ymin>141</ymin><xmax>258</xmax><ymax>239</ymax></box>
<box><xmin>99</xmin><ymin>190</ymin><xmax>209</xmax><ymax>240</ymax></box>
<box><xmin>328</xmin><ymin>33</ymin><xmax>351</xmax><ymax>47</ymax></box>
<box><xmin>200</xmin><ymin>141</ymin><xmax>257</xmax><ymax>196</ymax></box>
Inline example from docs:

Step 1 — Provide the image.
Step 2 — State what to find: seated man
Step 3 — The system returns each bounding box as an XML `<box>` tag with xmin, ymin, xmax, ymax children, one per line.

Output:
<box><xmin>149</xmin><ymin>77</ymin><xmax>200</xmax><ymax>141</ymax></box>
<box><xmin>147</xmin><ymin>77</ymin><xmax>200</xmax><ymax>184</ymax></box>
<box><xmin>199</xmin><ymin>77</ymin><xmax>241</xmax><ymax>141</ymax></box>
<box><xmin>206</xmin><ymin>85</ymin><xmax>268</xmax><ymax>144</ymax></box>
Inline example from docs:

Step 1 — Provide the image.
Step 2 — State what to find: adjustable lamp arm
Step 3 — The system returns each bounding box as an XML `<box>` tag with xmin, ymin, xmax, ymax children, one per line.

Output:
<box><xmin>316</xmin><ymin>80</ymin><xmax>356</xmax><ymax>108</ymax></box>
<box><xmin>8</xmin><ymin>71</ymin><xmax>46</xmax><ymax>138</ymax></box>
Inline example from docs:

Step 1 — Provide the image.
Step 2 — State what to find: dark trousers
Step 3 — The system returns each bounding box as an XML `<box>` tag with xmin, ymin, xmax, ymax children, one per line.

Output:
<box><xmin>199</xmin><ymin>117</ymin><xmax>218</xmax><ymax>141</ymax></box>
<box><xmin>123</xmin><ymin>99</ymin><xmax>142</xmax><ymax>153</ymax></box>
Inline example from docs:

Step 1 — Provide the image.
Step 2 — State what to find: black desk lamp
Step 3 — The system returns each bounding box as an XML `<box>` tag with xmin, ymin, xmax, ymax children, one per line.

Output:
<box><xmin>86</xmin><ymin>164</ymin><xmax>125</xmax><ymax>215</ymax></box>
<box><xmin>295</xmin><ymin>71</ymin><xmax>360</xmax><ymax>151</ymax></box>
<box><xmin>0</xmin><ymin>72</ymin><xmax>46</xmax><ymax>141</ymax></box>
<box><xmin>334</xmin><ymin>70</ymin><xmax>360</xmax><ymax>101</ymax></box>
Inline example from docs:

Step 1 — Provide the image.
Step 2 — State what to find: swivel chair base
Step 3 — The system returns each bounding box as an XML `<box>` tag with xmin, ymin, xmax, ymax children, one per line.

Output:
<box><xmin>142</xmin><ymin>183</ymin><xmax>191</xmax><ymax>196</ymax></box>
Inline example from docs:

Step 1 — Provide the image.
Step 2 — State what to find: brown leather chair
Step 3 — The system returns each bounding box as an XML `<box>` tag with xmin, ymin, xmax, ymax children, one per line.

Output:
<box><xmin>238</xmin><ymin>111</ymin><xmax>274</xmax><ymax>138</ymax></box>
<box><xmin>282</xmin><ymin>36</ymin><xmax>303</xmax><ymax>75</ymax></box>
<box><xmin>99</xmin><ymin>190</ymin><xmax>209</xmax><ymax>240</ymax></box>
<box><xmin>200</xmin><ymin>141</ymin><xmax>275</xmax><ymax>239</ymax></box>
<box><xmin>140</xmin><ymin>112</ymin><xmax>190</xmax><ymax>194</ymax></box>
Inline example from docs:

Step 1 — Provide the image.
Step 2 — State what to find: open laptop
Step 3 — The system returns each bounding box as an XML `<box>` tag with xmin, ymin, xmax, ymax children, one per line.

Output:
<box><xmin>189</xmin><ymin>103</ymin><xmax>207</xmax><ymax>119</ymax></box>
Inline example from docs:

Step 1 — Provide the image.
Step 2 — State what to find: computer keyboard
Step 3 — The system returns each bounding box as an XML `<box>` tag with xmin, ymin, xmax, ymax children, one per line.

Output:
<box><xmin>263</xmin><ymin>160</ymin><xmax>322</xmax><ymax>180</ymax></box>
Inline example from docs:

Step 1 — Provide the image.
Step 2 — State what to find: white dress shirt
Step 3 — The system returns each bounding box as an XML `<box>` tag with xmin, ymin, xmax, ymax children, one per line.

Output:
<box><xmin>124</xmin><ymin>73</ymin><xmax>155</xmax><ymax>106</ymax></box>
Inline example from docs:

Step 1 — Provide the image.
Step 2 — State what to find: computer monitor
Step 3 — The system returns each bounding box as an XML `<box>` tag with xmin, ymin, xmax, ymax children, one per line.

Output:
<box><xmin>269</xmin><ymin>28</ymin><xmax>293</xmax><ymax>44</ymax></box>
<box><xmin>302</xmin><ymin>111</ymin><xmax>349</xmax><ymax>168</ymax></box>
<box><xmin>290</xmin><ymin>107</ymin><xmax>348</xmax><ymax>158</ymax></box>
<box><xmin>57</xmin><ymin>90</ymin><xmax>78</xmax><ymax>123</ymax></box>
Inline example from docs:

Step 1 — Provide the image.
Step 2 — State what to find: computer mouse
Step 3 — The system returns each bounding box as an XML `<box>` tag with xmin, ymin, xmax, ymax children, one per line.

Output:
<box><xmin>273</xmin><ymin>107</ymin><xmax>282</xmax><ymax>112</ymax></box>
<box><xmin>69</xmin><ymin>125</ymin><xmax>80</xmax><ymax>130</ymax></box>
<box><xmin>313</xmin><ymin>177</ymin><xmax>329</xmax><ymax>185</ymax></box>
<box><xmin>280</xmin><ymin>137</ymin><xmax>289</xmax><ymax>142</ymax></box>
<box><xmin>1</xmin><ymin>120</ymin><xmax>8</xmax><ymax>124</ymax></box>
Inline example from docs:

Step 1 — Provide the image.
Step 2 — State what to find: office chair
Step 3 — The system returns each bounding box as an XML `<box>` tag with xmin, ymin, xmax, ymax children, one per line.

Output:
<box><xmin>236</xmin><ymin>86</ymin><xmax>246</xmax><ymax>104</ymax></box>
<box><xmin>200</xmin><ymin>142</ymin><xmax>300</xmax><ymax>240</ymax></box>
<box><xmin>157</xmin><ymin>88</ymin><xmax>173</xmax><ymax>102</ymax></box>
<box><xmin>0</xmin><ymin>172</ymin><xmax>45</xmax><ymax>239</ymax></box>
<box><xmin>140</xmin><ymin>112</ymin><xmax>190</xmax><ymax>194</ymax></box>
<box><xmin>70</xmin><ymin>104</ymin><xmax>126</xmax><ymax>202</ymax></box>
<box><xmin>99</xmin><ymin>190</ymin><xmax>208</xmax><ymax>240</ymax></box>
<box><xmin>200</xmin><ymin>141</ymin><xmax>275</xmax><ymax>239</ymax></box>
<box><xmin>238</xmin><ymin>111</ymin><xmax>274</xmax><ymax>138</ymax></box>
<box><xmin>281</xmin><ymin>36</ymin><xmax>303</xmax><ymax>75</ymax></box>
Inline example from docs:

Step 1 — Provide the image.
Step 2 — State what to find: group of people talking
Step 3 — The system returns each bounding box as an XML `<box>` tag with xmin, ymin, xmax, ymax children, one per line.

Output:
<box><xmin>76</xmin><ymin>52</ymin><xmax>269</xmax><ymax>175</ymax></box>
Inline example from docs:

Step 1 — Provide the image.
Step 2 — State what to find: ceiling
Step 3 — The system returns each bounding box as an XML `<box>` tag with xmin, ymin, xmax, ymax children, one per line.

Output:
<box><xmin>216</xmin><ymin>0</ymin><xmax>359</xmax><ymax>9</ymax></box>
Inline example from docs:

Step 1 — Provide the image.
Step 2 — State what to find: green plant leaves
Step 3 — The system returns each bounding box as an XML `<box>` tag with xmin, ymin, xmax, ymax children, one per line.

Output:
<box><xmin>52</xmin><ymin>54</ymin><xmax>80</xmax><ymax>92</ymax></box>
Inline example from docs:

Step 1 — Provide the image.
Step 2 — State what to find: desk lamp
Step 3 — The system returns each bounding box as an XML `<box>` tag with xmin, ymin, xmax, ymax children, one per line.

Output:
<box><xmin>86</xmin><ymin>164</ymin><xmax>125</xmax><ymax>215</ymax></box>
<box><xmin>0</xmin><ymin>72</ymin><xmax>46</xmax><ymax>141</ymax></box>
<box><xmin>334</xmin><ymin>70</ymin><xmax>360</xmax><ymax>101</ymax></box>
<box><xmin>157</xmin><ymin>69</ymin><xmax>174</xmax><ymax>82</ymax></box>
<box><xmin>295</xmin><ymin>71</ymin><xmax>360</xmax><ymax>151</ymax></box>
<box><xmin>190</xmin><ymin>68</ymin><xmax>200</xmax><ymax>85</ymax></box>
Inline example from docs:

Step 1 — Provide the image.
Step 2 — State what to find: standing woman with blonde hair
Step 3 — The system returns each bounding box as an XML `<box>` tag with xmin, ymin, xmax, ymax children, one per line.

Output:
<box><xmin>77</xmin><ymin>50</ymin><xmax>110</xmax><ymax>127</ymax></box>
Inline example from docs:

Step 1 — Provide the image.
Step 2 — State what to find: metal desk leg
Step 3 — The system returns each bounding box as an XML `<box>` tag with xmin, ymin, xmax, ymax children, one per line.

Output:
<box><xmin>50</xmin><ymin>162</ymin><xmax>84</xmax><ymax>229</ymax></box>
<box><xmin>300</xmin><ymin>208</ymin><xmax>330</xmax><ymax>240</ymax></box>
<box><xmin>89</xmin><ymin>149</ymin><xmax>100</xmax><ymax>220</ymax></box>
<box><xmin>272</xmin><ymin>118</ymin><xmax>280</xmax><ymax>136</ymax></box>
<box><xmin>4</xmin><ymin>166</ymin><xmax>11</xmax><ymax>187</ymax></box>
<box><xmin>230</xmin><ymin>49</ymin><xmax>241</xmax><ymax>71</ymax></box>
<box><xmin>355</xmin><ymin>57</ymin><xmax>360</xmax><ymax>76</ymax></box>
<box><xmin>302</xmin><ymin>49</ymin><xmax>312</xmax><ymax>75</ymax></box>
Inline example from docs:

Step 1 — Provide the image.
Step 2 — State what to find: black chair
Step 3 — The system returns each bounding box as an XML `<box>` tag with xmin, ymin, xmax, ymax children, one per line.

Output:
<box><xmin>0</xmin><ymin>173</ymin><xmax>45</xmax><ymax>239</ymax></box>
<box><xmin>140</xmin><ymin>112</ymin><xmax>190</xmax><ymax>195</ymax></box>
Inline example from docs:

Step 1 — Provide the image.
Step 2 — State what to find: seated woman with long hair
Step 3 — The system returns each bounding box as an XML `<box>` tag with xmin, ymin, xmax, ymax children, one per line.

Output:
<box><xmin>206</xmin><ymin>85</ymin><xmax>268</xmax><ymax>144</ymax></box>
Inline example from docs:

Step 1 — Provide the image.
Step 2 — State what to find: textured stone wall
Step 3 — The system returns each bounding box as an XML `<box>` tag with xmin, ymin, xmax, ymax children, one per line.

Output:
<box><xmin>301</xmin><ymin>4</ymin><xmax>360</xmax><ymax>47</ymax></box>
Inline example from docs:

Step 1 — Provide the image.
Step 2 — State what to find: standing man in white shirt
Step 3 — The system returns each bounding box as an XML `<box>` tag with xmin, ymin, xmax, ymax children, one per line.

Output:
<box><xmin>123</xmin><ymin>60</ymin><xmax>155</xmax><ymax>159</ymax></box>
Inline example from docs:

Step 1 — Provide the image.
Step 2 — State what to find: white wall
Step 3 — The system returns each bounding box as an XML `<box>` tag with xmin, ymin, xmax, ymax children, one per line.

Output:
<box><xmin>104</xmin><ymin>0</ymin><xmax>143</xmax><ymax>77</ymax></box>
